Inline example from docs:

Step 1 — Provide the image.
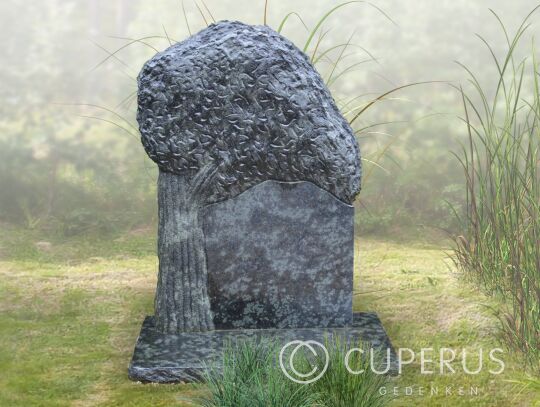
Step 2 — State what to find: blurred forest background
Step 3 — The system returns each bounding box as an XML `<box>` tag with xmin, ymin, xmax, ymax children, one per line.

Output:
<box><xmin>1</xmin><ymin>0</ymin><xmax>538</xmax><ymax>239</ymax></box>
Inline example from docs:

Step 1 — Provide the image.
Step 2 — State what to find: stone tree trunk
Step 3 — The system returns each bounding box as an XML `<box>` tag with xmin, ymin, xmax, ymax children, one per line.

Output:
<box><xmin>155</xmin><ymin>170</ymin><xmax>214</xmax><ymax>333</ymax></box>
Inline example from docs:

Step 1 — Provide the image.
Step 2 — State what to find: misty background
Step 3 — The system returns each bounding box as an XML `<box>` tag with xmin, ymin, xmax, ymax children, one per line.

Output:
<box><xmin>1</xmin><ymin>0</ymin><xmax>538</xmax><ymax>239</ymax></box>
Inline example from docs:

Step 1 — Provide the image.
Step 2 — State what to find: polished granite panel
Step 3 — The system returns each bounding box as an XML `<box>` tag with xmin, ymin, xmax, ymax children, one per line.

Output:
<box><xmin>204</xmin><ymin>180</ymin><xmax>354</xmax><ymax>329</ymax></box>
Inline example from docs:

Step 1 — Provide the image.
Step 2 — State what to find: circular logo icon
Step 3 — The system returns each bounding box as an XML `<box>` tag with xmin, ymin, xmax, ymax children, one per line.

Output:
<box><xmin>279</xmin><ymin>340</ymin><xmax>329</xmax><ymax>384</ymax></box>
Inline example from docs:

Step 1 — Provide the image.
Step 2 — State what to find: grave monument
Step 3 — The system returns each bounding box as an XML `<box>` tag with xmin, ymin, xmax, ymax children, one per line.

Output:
<box><xmin>128</xmin><ymin>20</ymin><xmax>395</xmax><ymax>383</ymax></box>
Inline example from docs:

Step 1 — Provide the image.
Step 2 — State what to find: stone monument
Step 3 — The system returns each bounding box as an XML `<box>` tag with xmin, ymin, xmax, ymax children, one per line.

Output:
<box><xmin>128</xmin><ymin>20</ymin><xmax>395</xmax><ymax>383</ymax></box>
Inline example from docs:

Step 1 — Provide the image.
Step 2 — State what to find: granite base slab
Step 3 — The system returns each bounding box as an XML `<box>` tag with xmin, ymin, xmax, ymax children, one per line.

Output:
<box><xmin>128</xmin><ymin>312</ymin><xmax>397</xmax><ymax>383</ymax></box>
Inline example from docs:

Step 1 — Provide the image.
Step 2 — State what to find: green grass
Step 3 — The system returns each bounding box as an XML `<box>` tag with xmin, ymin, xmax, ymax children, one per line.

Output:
<box><xmin>196</xmin><ymin>340</ymin><xmax>319</xmax><ymax>407</ymax></box>
<box><xmin>1</xmin><ymin>229</ymin><xmax>539</xmax><ymax>406</ymax></box>
<box><xmin>355</xmin><ymin>239</ymin><xmax>540</xmax><ymax>406</ymax></box>
<box><xmin>452</xmin><ymin>7</ymin><xmax>540</xmax><ymax>369</ymax></box>
<box><xmin>197</xmin><ymin>338</ymin><xmax>392</xmax><ymax>407</ymax></box>
<box><xmin>310</xmin><ymin>338</ymin><xmax>394</xmax><ymax>407</ymax></box>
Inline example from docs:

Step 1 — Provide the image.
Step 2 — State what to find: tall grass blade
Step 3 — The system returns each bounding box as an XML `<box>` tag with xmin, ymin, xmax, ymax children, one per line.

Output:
<box><xmin>453</xmin><ymin>8</ymin><xmax>540</xmax><ymax>371</ymax></box>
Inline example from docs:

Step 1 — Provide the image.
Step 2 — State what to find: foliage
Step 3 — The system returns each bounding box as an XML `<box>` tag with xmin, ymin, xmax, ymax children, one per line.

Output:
<box><xmin>0</xmin><ymin>1</ymin><xmax>157</xmax><ymax>234</ymax></box>
<box><xmin>196</xmin><ymin>338</ymin><xmax>393</xmax><ymax>407</ymax></box>
<box><xmin>196</xmin><ymin>339</ymin><xmax>319</xmax><ymax>407</ymax></box>
<box><xmin>0</xmin><ymin>0</ymin><xmax>491</xmax><ymax>237</ymax></box>
<box><xmin>452</xmin><ymin>7</ymin><xmax>540</xmax><ymax>370</ymax></box>
<box><xmin>1</xmin><ymin>231</ymin><xmax>538</xmax><ymax>405</ymax></box>
<box><xmin>311</xmin><ymin>339</ymin><xmax>394</xmax><ymax>407</ymax></box>
<box><xmin>508</xmin><ymin>376</ymin><xmax>540</xmax><ymax>406</ymax></box>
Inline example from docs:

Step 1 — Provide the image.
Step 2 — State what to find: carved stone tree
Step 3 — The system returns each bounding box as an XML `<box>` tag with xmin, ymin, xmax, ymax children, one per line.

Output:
<box><xmin>137</xmin><ymin>21</ymin><xmax>362</xmax><ymax>333</ymax></box>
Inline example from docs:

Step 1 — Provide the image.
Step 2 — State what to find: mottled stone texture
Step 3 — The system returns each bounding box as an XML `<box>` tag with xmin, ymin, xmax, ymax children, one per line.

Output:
<box><xmin>138</xmin><ymin>20</ymin><xmax>362</xmax><ymax>204</ymax></box>
<box><xmin>128</xmin><ymin>313</ymin><xmax>398</xmax><ymax>383</ymax></box>
<box><xmin>136</xmin><ymin>20</ymin><xmax>362</xmax><ymax>333</ymax></box>
<box><xmin>204</xmin><ymin>180</ymin><xmax>353</xmax><ymax>329</ymax></box>
<box><xmin>155</xmin><ymin>172</ymin><xmax>213</xmax><ymax>332</ymax></box>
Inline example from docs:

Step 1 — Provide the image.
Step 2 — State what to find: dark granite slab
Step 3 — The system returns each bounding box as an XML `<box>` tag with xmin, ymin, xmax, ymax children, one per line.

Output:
<box><xmin>203</xmin><ymin>180</ymin><xmax>354</xmax><ymax>329</ymax></box>
<box><xmin>128</xmin><ymin>312</ymin><xmax>397</xmax><ymax>383</ymax></box>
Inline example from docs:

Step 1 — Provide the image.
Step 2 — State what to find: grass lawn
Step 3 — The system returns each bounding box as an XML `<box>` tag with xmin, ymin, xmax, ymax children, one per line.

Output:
<box><xmin>0</xmin><ymin>227</ymin><xmax>538</xmax><ymax>406</ymax></box>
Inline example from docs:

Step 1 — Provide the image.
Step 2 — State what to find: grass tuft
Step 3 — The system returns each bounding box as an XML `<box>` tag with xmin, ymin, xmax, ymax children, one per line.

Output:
<box><xmin>311</xmin><ymin>338</ymin><xmax>394</xmax><ymax>407</ymax></box>
<box><xmin>452</xmin><ymin>7</ymin><xmax>540</xmax><ymax>371</ymax></box>
<box><xmin>195</xmin><ymin>338</ymin><xmax>393</xmax><ymax>407</ymax></box>
<box><xmin>195</xmin><ymin>339</ymin><xmax>318</xmax><ymax>407</ymax></box>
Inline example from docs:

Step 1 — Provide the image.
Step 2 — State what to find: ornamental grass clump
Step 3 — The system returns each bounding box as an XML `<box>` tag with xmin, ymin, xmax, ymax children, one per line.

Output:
<box><xmin>196</xmin><ymin>338</ymin><xmax>393</xmax><ymax>407</ymax></box>
<box><xmin>311</xmin><ymin>338</ymin><xmax>394</xmax><ymax>407</ymax></box>
<box><xmin>453</xmin><ymin>7</ymin><xmax>540</xmax><ymax>370</ymax></box>
<box><xmin>196</xmin><ymin>339</ymin><xmax>319</xmax><ymax>407</ymax></box>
